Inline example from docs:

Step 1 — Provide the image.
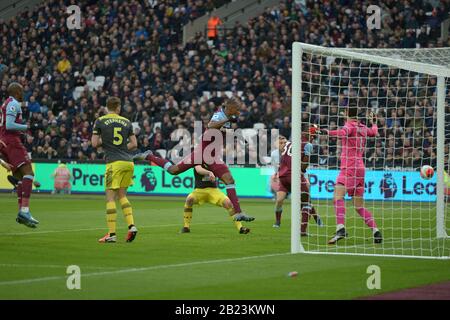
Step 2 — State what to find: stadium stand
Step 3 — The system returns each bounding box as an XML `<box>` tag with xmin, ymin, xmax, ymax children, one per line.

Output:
<box><xmin>0</xmin><ymin>0</ymin><xmax>449</xmax><ymax>168</ymax></box>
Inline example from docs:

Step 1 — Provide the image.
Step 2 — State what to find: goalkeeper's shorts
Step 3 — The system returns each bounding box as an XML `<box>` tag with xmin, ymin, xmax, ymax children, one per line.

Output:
<box><xmin>336</xmin><ymin>168</ymin><xmax>365</xmax><ymax>197</ymax></box>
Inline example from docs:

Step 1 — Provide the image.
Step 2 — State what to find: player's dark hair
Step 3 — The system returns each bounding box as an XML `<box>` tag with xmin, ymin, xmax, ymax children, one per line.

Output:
<box><xmin>347</xmin><ymin>105</ymin><xmax>359</xmax><ymax>118</ymax></box>
<box><xmin>106</xmin><ymin>96</ymin><xmax>121</xmax><ymax>111</ymax></box>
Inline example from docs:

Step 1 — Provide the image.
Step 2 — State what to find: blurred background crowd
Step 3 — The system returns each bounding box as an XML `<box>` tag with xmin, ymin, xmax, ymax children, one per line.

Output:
<box><xmin>0</xmin><ymin>0</ymin><xmax>449</xmax><ymax>169</ymax></box>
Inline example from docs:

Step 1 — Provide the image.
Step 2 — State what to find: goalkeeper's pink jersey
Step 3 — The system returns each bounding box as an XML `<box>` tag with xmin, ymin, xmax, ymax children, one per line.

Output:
<box><xmin>328</xmin><ymin>119</ymin><xmax>378</xmax><ymax>170</ymax></box>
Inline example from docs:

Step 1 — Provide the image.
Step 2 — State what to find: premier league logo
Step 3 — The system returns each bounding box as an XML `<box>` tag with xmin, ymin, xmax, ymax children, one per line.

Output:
<box><xmin>379</xmin><ymin>173</ymin><xmax>397</xmax><ymax>199</ymax></box>
<box><xmin>141</xmin><ymin>168</ymin><xmax>157</xmax><ymax>192</ymax></box>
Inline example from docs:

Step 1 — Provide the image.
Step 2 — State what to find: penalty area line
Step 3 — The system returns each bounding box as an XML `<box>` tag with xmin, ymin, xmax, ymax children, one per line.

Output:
<box><xmin>0</xmin><ymin>222</ymin><xmax>222</xmax><ymax>236</ymax></box>
<box><xmin>0</xmin><ymin>252</ymin><xmax>290</xmax><ymax>286</ymax></box>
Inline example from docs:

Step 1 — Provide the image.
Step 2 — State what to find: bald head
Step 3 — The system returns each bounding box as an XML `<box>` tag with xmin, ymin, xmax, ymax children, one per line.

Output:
<box><xmin>8</xmin><ymin>82</ymin><xmax>24</xmax><ymax>102</ymax></box>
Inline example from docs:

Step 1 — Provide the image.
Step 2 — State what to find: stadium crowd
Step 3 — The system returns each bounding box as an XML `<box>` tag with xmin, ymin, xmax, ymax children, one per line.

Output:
<box><xmin>0</xmin><ymin>0</ymin><xmax>449</xmax><ymax>170</ymax></box>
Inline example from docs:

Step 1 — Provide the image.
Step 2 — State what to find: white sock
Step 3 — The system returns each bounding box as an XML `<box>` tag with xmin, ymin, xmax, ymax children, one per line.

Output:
<box><xmin>21</xmin><ymin>207</ymin><xmax>29</xmax><ymax>213</ymax></box>
<box><xmin>336</xmin><ymin>224</ymin><xmax>345</xmax><ymax>231</ymax></box>
<box><xmin>373</xmin><ymin>228</ymin><xmax>379</xmax><ymax>235</ymax></box>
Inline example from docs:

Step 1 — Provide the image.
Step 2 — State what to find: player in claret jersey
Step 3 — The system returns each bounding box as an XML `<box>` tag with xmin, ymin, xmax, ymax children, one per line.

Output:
<box><xmin>312</xmin><ymin>104</ymin><xmax>383</xmax><ymax>244</ymax></box>
<box><xmin>135</xmin><ymin>97</ymin><xmax>254</xmax><ymax>224</ymax></box>
<box><xmin>274</xmin><ymin>127</ymin><xmax>322</xmax><ymax>235</ymax></box>
<box><xmin>0</xmin><ymin>82</ymin><xmax>39</xmax><ymax>228</ymax></box>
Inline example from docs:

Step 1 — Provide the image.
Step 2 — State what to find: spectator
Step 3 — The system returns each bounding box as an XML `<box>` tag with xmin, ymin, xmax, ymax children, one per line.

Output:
<box><xmin>57</xmin><ymin>53</ymin><xmax>71</xmax><ymax>74</ymax></box>
<box><xmin>51</xmin><ymin>162</ymin><xmax>72</xmax><ymax>195</ymax></box>
<box><xmin>207</xmin><ymin>14</ymin><xmax>222</xmax><ymax>39</ymax></box>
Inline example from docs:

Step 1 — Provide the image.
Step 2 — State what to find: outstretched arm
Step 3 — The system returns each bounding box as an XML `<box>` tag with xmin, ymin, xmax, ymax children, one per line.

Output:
<box><xmin>310</xmin><ymin>124</ymin><xmax>347</xmax><ymax>137</ymax></box>
<box><xmin>327</xmin><ymin>127</ymin><xmax>349</xmax><ymax>137</ymax></box>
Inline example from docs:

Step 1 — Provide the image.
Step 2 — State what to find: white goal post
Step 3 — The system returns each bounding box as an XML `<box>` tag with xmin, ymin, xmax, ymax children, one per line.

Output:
<box><xmin>291</xmin><ymin>42</ymin><xmax>450</xmax><ymax>259</ymax></box>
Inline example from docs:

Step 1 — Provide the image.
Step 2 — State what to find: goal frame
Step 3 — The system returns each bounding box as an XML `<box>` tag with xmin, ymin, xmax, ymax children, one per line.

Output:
<box><xmin>291</xmin><ymin>42</ymin><xmax>450</xmax><ymax>259</ymax></box>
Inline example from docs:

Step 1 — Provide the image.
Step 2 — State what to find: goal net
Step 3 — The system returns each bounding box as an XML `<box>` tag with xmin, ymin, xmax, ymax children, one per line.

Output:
<box><xmin>291</xmin><ymin>43</ymin><xmax>450</xmax><ymax>259</ymax></box>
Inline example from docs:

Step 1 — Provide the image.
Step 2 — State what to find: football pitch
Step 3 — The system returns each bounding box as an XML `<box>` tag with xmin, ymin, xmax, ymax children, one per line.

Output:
<box><xmin>0</xmin><ymin>193</ymin><xmax>449</xmax><ymax>300</ymax></box>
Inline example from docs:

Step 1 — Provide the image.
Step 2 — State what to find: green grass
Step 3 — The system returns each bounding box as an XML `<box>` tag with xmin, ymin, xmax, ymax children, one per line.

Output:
<box><xmin>0</xmin><ymin>193</ymin><xmax>449</xmax><ymax>299</ymax></box>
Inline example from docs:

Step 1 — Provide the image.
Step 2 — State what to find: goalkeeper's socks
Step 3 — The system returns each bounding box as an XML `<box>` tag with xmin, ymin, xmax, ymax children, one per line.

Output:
<box><xmin>225</xmin><ymin>184</ymin><xmax>241</xmax><ymax>213</ymax></box>
<box><xmin>334</xmin><ymin>199</ymin><xmax>346</xmax><ymax>225</ymax></box>
<box><xmin>183</xmin><ymin>206</ymin><xmax>193</xmax><ymax>228</ymax></box>
<box><xmin>356</xmin><ymin>207</ymin><xmax>377</xmax><ymax>229</ymax></box>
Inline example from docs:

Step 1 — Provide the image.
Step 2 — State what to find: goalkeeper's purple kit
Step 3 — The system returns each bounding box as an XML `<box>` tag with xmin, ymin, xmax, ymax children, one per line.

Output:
<box><xmin>328</xmin><ymin>119</ymin><xmax>378</xmax><ymax>228</ymax></box>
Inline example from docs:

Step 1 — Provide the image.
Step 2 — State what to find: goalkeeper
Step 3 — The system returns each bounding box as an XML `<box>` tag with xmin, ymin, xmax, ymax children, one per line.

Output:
<box><xmin>312</xmin><ymin>104</ymin><xmax>382</xmax><ymax>244</ymax></box>
<box><xmin>180</xmin><ymin>165</ymin><xmax>251</xmax><ymax>234</ymax></box>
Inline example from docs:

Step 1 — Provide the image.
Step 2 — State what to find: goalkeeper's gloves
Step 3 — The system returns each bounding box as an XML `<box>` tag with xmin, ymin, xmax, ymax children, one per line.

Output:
<box><xmin>309</xmin><ymin>125</ymin><xmax>328</xmax><ymax>135</ymax></box>
<box><xmin>229</xmin><ymin>115</ymin><xmax>238</xmax><ymax>123</ymax></box>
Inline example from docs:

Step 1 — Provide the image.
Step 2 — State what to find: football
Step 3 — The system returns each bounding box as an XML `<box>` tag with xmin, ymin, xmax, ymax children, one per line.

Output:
<box><xmin>420</xmin><ymin>165</ymin><xmax>434</xmax><ymax>180</ymax></box>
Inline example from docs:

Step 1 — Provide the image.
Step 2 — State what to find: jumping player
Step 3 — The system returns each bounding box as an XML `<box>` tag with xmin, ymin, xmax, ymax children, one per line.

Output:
<box><xmin>312</xmin><ymin>105</ymin><xmax>382</xmax><ymax>244</ymax></box>
<box><xmin>181</xmin><ymin>165</ymin><xmax>250</xmax><ymax>234</ymax></box>
<box><xmin>135</xmin><ymin>97</ymin><xmax>254</xmax><ymax>223</ymax></box>
<box><xmin>91</xmin><ymin>97</ymin><xmax>138</xmax><ymax>243</ymax></box>
<box><xmin>0</xmin><ymin>82</ymin><xmax>39</xmax><ymax>228</ymax></box>
<box><xmin>274</xmin><ymin>129</ymin><xmax>322</xmax><ymax>235</ymax></box>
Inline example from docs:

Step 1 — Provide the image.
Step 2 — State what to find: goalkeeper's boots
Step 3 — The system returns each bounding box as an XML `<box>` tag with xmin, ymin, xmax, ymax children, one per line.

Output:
<box><xmin>98</xmin><ymin>233</ymin><xmax>117</xmax><ymax>243</ymax></box>
<box><xmin>133</xmin><ymin>150</ymin><xmax>153</xmax><ymax>161</ymax></box>
<box><xmin>233</xmin><ymin>213</ymin><xmax>255</xmax><ymax>222</ymax></box>
<box><xmin>180</xmin><ymin>227</ymin><xmax>191</xmax><ymax>233</ymax></box>
<box><xmin>273</xmin><ymin>222</ymin><xmax>281</xmax><ymax>228</ymax></box>
<box><xmin>328</xmin><ymin>227</ymin><xmax>347</xmax><ymax>245</ymax></box>
<box><xmin>16</xmin><ymin>211</ymin><xmax>39</xmax><ymax>228</ymax></box>
<box><xmin>373</xmin><ymin>230</ymin><xmax>383</xmax><ymax>244</ymax></box>
<box><xmin>126</xmin><ymin>225</ymin><xmax>138</xmax><ymax>243</ymax></box>
<box><xmin>239</xmin><ymin>226</ymin><xmax>250</xmax><ymax>234</ymax></box>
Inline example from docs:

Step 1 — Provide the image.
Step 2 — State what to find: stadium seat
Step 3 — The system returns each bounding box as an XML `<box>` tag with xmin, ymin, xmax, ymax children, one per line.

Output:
<box><xmin>156</xmin><ymin>149</ymin><xmax>167</xmax><ymax>159</ymax></box>
<box><xmin>131</xmin><ymin>122</ymin><xmax>141</xmax><ymax>135</ymax></box>
<box><xmin>153</xmin><ymin>122</ymin><xmax>162</xmax><ymax>132</ymax></box>
<box><xmin>95</xmin><ymin>76</ymin><xmax>105</xmax><ymax>86</ymax></box>
<box><xmin>262</xmin><ymin>156</ymin><xmax>272</xmax><ymax>164</ymax></box>
<box><xmin>72</xmin><ymin>86</ymin><xmax>84</xmax><ymax>100</ymax></box>
<box><xmin>87</xmin><ymin>80</ymin><xmax>102</xmax><ymax>91</ymax></box>
<box><xmin>253</xmin><ymin>123</ymin><xmax>265</xmax><ymax>130</ymax></box>
<box><xmin>241</xmin><ymin>128</ymin><xmax>257</xmax><ymax>142</ymax></box>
